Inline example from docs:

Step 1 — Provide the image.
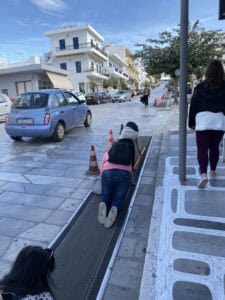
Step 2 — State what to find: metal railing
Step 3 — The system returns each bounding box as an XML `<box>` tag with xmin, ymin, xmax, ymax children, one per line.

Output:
<box><xmin>83</xmin><ymin>68</ymin><xmax>109</xmax><ymax>77</ymax></box>
<box><xmin>55</xmin><ymin>42</ymin><xmax>108</xmax><ymax>57</ymax></box>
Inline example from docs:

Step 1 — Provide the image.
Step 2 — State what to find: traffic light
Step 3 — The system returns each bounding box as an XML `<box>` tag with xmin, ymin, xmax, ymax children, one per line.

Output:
<box><xmin>219</xmin><ymin>0</ymin><xmax>225</xmax><ymax>20</ymax></box>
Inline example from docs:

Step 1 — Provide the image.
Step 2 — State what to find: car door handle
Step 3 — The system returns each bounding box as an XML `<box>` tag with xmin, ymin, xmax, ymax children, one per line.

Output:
<box><xmin>73</xmin><ymin>108</ymin><xmax>76</xmax><ymax>110</ymax></box>
<box><xmin>60</xmin><ymin>111</ymin><xmax>64</xmax><ymax>113</ymax></box>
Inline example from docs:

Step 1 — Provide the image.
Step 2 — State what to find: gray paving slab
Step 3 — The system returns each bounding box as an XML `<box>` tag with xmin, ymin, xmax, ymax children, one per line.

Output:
<box><xmin>173</xmin><ymin>281</ymin><xmax>212</xmax><ymax>300</ymax></box>
<box><xmin>3</xmin><ymin>238</ymin><xmax>47</xmax><ymax>262</ymax></box>
<box><xmin>0</xmin><ymin>191</ymin><xmax>64</xmax><ymax>209</ymax></box>
<box><xmin>171</xmin><ymin>189</ymin><xmax>178</xmax><ymax>213</ymax></box>
<box><xmin>108</xmin><ymin>258</ymin><xmax>143</xmax><ymax>289</ymax></box>
<box><xmin>0</xmin><ymin>235</ymin><xmax>12</xmax><ymax>257</ymax></box>
<box><xmin>46</xmin><ymin>210</ymin><xmax>73</xmax><ymax>226</ymax></box>
<box><xmin>103</xmin><ymin>284</ymin><xmax>138</xmax><ymax>300</ymax></box>
<box><xmin>0</xmin><ymin>202</ymin><xmax>52</xmax><ymax>222</ymax></box>
<box><xmin>173</xmin><ymin>231</ymin><xmax>225</xmax><ymax>257</ymax></box>
<box><xmin>0</xmin><ymin>172</ymin><xmax>29</xmax><ymax>183</ymax></box>
<box><xmin>173</xmin><ymin>258</ymin><xmax>210</xmax><ymax>276</ymax></box>
<box><xmin>19</xmin><ymin>223</ymin><xmax>61</xmax><ymax>242</ymax></box>
<box><xmin>0</xmin><ymin>218</ymin><xmax>33</xmax><ymax>237</ymax></box>
<box><xmin>185</xmin><ymin>190</ymin><xmax>225</xmax><ymax>218</ymax></box>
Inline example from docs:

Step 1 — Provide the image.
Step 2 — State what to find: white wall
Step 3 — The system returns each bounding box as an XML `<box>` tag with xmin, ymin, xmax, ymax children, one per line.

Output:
<box><xmin>0</xmin><ymin>72</ymin><xmax>38</xmax><ymax>98</ymax></box>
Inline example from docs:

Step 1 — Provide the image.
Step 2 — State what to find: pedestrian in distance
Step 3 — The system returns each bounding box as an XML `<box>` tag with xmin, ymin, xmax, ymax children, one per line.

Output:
<box><xmin>142</xmin><ymin>85</ymin><xmax>150</xmax><ymax>106</ymax></box>
<box><xmin>0</xmin><ymin>246</ymin><xmax>55</xmax><ymax>300</ymax></box>
<box><xmin>119</xmin><ymin>121</ymin><xmax>142</xmax><ymax>169</ymax></box>
<box><xmin>188</xmin><ymin>59</ymin><xmax>225</xmax><ymax>189</ymax></box>
<box><xmin>98</xmin><ymin>140</ymin><xmax>132</xmax><ymax>228</ymax></box>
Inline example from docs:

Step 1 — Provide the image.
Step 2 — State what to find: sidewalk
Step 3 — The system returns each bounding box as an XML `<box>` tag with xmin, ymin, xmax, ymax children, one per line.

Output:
<box><xmin>140</xmin><ymin>131</ymin><xmax>225</xmax><ymax>300</ymax></box>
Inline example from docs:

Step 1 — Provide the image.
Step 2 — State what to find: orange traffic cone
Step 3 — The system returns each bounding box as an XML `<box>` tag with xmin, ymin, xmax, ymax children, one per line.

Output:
<box><xmin>87</xmin><ymin>145</ymin><xmax>100</xmax><ymax>175</ymax></box>
<box><xmin>108</xmin><ymin>129</ymin><xmax>114</xmax><ymax>145</ymax></box>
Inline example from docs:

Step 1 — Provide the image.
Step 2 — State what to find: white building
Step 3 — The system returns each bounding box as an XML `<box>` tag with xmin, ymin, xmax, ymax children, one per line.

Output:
<box><xmin>45</xmin><ymin>24</ymin><xmax>109</xmax><ymax>93</ymax></box>
<box><xmin>0</xmin><ymin>56</ymin><xmax>72</xmax><ymax>99</ymax></box>
<box><xmin>103</xmin><ymin>45</ymin><xmax>129</xmax><ymax>82</ymax></box>
<box><xmin>134</xmin><ymin>58</ymin><xmax>147</xmax><ymax>87</ymax></box>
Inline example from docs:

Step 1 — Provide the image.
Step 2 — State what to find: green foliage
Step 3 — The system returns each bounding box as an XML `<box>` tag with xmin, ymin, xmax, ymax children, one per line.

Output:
<box><xmin>107</xmin><ymin>75</ymin><xmax>119</xmax><ymax>89</ymax></box>
<box><xmin>90</xmin><ymin>80</ymin><xmax>96</xmax><ymax>92</ymax></box>
<box><xmin>120</xmin><ymin>79</ymin><xmax>128</xmax><ymax>90</ymax></box>
<box><xmin>103</xmin><ymin>79</ymin><xmax>109</xmax><ymax>89</ymax></box>
<box><xmin>135</xmin><ymin>20</ymin><xmax>222</xmax><ymax>79</ymax></box>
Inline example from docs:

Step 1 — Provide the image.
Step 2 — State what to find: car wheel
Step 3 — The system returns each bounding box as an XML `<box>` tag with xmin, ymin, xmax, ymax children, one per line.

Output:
<box><xmin>53</xmin><ymin>122</ymin><xmax>65</xmax><ymax>142</ymax></box>
<box><xmin>84</xmin><ymin>112</ymin><xmax>92</xmax><ymax>127</ymax></box>
<box><xmin>10</xmin><ymin>136</ymin><xmax>22</xmax><ymax>141</ymax></box>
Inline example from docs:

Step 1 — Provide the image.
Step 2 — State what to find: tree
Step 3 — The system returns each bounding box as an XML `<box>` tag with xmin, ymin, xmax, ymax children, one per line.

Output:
<box><xmin>120</xmin><ymin>79</ymin><xmax>128</xmax><ymax>90</ymax></box>
<box><xmin>103</xmin><ymin>79</ymin><xmax>109</xmax><ymax>89</ymax></box>
<box><xmin>135</xmin><ymin>21</ymin><xmax>223</xmax><ymax>102</ymax></box>
<box><xmin>90</xmin><ymin>80</ymin><xmax>96</xmax><ymax>92</ymax></box>
<box><xmin>107</xmin><ymin>75</ymin><xmax>119</xmax><ymax>89</ymax></box>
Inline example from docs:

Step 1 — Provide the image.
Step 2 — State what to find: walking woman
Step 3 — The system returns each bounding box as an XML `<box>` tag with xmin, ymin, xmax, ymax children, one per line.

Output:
<box><xmin>142</xmin><ymin>85</ymin><xmax>150</xmax><ymax>106</ymax></box>
<box><xmin>188</xmin><ymin>59</ymin><xmax>225</xmax><ymax>189</ymax></box>
<box><xmin>0</xmin><ymin>246</ymin><xmax>55</xmax><ymax>299</ymax></box>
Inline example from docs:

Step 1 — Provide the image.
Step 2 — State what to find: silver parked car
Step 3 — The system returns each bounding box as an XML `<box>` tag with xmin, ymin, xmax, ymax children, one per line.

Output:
<box><xmin>111</xmin><ymin>90</ymin><xmax>131</xmax><ymax>103</ymax></box>
<box><xmin>0</xmin><ymin>94</ymin><xmax>12</xmax><ymax>122</ymax></box>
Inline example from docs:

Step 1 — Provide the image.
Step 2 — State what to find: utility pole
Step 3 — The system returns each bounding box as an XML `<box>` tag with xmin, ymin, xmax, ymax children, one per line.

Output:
<box><xmin>179</xmin><ymin>0</ymin><xmax>189</xmax><ymax>183</ymax></box>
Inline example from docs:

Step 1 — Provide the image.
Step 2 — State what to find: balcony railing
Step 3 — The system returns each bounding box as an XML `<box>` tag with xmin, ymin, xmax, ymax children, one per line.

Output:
<box><xmin>83</xmin><ymin>67</ymin><xmax>109</xmax><ymax>77</ymax></box>
<box><xmin>55</xmin><ymin>42</ymin><xmax>108</xmax><ymax>57</ymax></box>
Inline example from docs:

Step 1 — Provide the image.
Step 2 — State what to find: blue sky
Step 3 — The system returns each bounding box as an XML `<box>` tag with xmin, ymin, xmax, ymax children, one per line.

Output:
<box><xmin>0</xmin><ymin>0</ymin><xmax>224</xmax><ymax>63</ymax></box>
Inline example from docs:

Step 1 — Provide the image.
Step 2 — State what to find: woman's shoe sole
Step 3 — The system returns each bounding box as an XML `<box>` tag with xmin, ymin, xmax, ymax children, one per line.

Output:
<box><xmin>198</xmin><ymin>178</ymin><xmax>208</xmax><ymax>189</ymax></box>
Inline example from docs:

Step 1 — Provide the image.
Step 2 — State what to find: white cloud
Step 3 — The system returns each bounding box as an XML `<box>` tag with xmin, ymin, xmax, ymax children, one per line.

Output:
<box><xmin>30</xmin><ymin>0</ymin><xmax>66</xmax><ymax>12</ymax></box>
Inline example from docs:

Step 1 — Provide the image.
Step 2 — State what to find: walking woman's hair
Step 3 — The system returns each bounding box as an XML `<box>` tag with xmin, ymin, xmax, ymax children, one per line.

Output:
<box><xmin>0</xmin><ymin>245</ymin><xmax>55</xmax><ymax>297</ymax></box>
<box><xmin>205</xmin><ymin>59</ymin><xmax>225</xmax><ymax>89</ymax></box>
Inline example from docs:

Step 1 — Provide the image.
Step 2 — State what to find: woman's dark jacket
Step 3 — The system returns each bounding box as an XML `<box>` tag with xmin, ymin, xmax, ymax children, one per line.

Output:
<box><xmin>188</xmin><ymin>80</ymin><xmax>225</xmax><ymax>129</ymax></box>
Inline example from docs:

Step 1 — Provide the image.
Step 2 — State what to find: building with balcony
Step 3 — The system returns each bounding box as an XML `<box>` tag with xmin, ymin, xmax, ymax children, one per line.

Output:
<box><xmin>102</xmin><ymin>45</ymin><xmax>140</xmax><ymax>88</ymax></box>
<box><xmin>103</xmin><ymin>45</ymin><xmax>129</xmax><ymax>82</ymax></box>
<box><xmin>45</xmin><ymin>24</ymin><xmax>109</xmax><ymax>93</ymax></box>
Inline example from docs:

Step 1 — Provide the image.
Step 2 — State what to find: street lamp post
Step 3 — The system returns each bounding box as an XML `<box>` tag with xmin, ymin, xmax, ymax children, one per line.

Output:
<box><xmin>179</xmin><ymin>0</ymin><xmax>189</xmax><ymax>183</ymax></box>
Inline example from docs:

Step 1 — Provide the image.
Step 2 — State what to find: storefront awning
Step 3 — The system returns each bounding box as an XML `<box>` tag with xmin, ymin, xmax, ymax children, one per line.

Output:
<box><xmin>46</xmin><ymin>72</ymin><xmax>73</xmax><ymax>90</ymax></box>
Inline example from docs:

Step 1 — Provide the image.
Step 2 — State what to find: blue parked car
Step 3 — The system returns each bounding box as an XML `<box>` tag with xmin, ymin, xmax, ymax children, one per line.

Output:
<box><xmin>5</xmin><ymin>89</ymin><xmax>92</xmax><ymax>142</ymax></box>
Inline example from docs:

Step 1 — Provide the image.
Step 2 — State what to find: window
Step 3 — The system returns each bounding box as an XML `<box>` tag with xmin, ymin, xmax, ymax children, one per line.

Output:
<box><xmin>75</xmin><ymin>61</ymin><xmax>82</xmax><ymax>73</ymax></box>
<box><xmin>55</xmin><ymin>93</ymin><xmax>67</xmax><ymax>106</ymax></box>
<box><xmin>109</xmin><ymin>62</ymin><xmax>112</xmax><ymax>67</ymax></box>
<box><xmin>96</xmin><ymin>65</ymin><xmax>99</xmax><ymax>73</ymax></box>
<box><xmin>64</xmin><ymin>92</ymin><xmax>79</xmax><ymax>104</ymax></box>
<box><xmin>73</xmin><ymin>37</ymin><xmax>79</xmax><ymax>49</ymax></box>
<box><xmin>60</xmin><ymin>63</ymin><xmax>67</xmax><ymax>70</ymax></box>
<box><xmin>13</xmin><ymin>93</ymin><xmax>49</xmax><ymax>109</ymax></box>
<box><xmin>1</xmin><ymin>89</ymin><xmax>8</xmax><ymax>96</ymax></box>
<box><xmin>59</xmin><ymin>39</ymin><xmax>66</xmax><ymax>50</ymax></box>
<box><xmin>16</xmin><ymin>81</ymin><xmax>32</xmax><ymax>96</ymax></box>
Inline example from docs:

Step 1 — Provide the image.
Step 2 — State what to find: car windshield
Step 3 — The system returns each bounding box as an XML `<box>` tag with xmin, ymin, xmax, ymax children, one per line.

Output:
<box><xmin>12</xmin><ymin>93</ymin><xmax>49</xmax><ymax>109</ymax></box>
<box><xmin>116</xmin><ymin>91</ymin><xmax>125</xmax><ymax>94</ymax></box>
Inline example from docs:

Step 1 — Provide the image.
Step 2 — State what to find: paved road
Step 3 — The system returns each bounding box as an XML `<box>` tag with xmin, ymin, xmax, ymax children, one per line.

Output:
<box><xmin>0</xmin><ymin>86</ymin><xmax>179</xmax><ymax>279</ymax></box>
